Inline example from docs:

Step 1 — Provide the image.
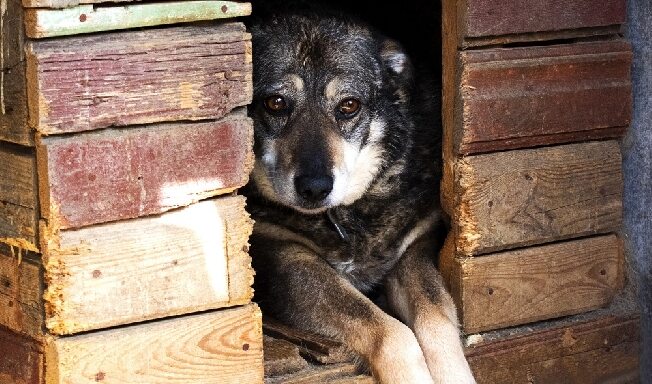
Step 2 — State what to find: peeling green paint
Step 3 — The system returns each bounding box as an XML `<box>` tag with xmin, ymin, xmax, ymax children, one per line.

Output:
<box><xmin>25</xmin><ymin>1</ymin><xmax>251</xmax><ymax>38</ymax></box>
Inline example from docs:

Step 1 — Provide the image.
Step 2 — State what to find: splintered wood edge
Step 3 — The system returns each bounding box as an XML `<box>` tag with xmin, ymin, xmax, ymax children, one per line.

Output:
<box><xmin>24</xmin><ymin>1</ymin><xmax>252</xmax><ymax>38</ymax></box>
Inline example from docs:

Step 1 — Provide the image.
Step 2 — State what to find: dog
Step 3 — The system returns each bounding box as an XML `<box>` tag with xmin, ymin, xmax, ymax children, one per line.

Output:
<box><xmin>244</xmin><ymin>10</ymin><xmax>476</xmax><ymax>384</ymax></box>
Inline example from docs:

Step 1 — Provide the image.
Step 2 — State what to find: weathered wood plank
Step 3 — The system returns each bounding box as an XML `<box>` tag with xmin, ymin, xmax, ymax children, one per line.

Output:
<box><xmin>0</xmin><ymin>145</ymin><xmax>39</xmax><ymax>250</ymax></box>
<box><xmin>47</xmin><ymin>305</ymin><xmax>263</xmax><ymax>384</ymax></box>
<box><xmin>0</xmin><ymin>0</ymin><xmax>32</xmax><ymax>146</ymax></box>
<box><xmin>24</xmin><ymin>1</ymin><xmax>252</xmax><ymax>38</ymax></box>
<box><xmin>445</xmin><ymin>0</ymin><xmax>626</xmax><ymax>47</ymax></box>
<box><xmin>23</xmin><ymin>0</ymin><xmax>140</xmax><ymax>7</ymax></box>
<box><xmin>0</xmin><ymin>326</ymin><xmax>43</xmax><ymax>384</ymax></box>
<box><xmin>446</xmin><ymin>235</ymin><xmax>623</xmax><ymax>333</ymax></box>
<box><xmin>466</xmin><ymin>314</ymin><xmax>640</xmax><ymax>384</ymax></box>
<box><xmin>0</xmin><ymin>252</ymin><xmax>42</xmax><ymax>338</ymax></box>
<box><xmin>26</xmin><ymin>22</ymin><xmax>252</xmax><ymax>135</ymax></box>
<box><xmin>455</xmin><ymin>40</ymin><xmax>632</xmax><ymax>155</ymax></box>
<box><xmin>41</xmin><ymin>196</ymin><xmax>253</xmax><ymax>335</ymax></box>
<box><xmin>37</xmin><ymin>113</ymin><xmax>253</xmax><ymax>229</ymax></box>
<box><xmin>449</xmin><ymin>141</ymin><xmax>622</xmax><ymax>256</ymax></box>
<box><xmin>264</xmin><ymin>336</ymin><xmax>309</xmax><ymax>377</ymax></box>
<box><xmin>264</xmin><ymin>318</ymin><xmax>352</xmax><ymax>364</ymax></box>
<box><xmin>44</xmin><ymin>304</ymin><xmax>263</xmax><ymax>384</ymax></box>
<box><xmin>464</xmin><ymin>0</ymin><xmax>626</xmax><ymax>39</ymax></box>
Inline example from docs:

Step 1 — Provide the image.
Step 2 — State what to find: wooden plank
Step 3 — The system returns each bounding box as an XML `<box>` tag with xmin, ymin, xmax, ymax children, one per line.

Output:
<box><xmin>37</xmin><ymin>113</ymin><xmax>253</xmax><ymax>229</ymax></box>
<box><xmin>466</xmin><ymin>314</ymin><xmax>640</xmax><ymax>384</ymax></box>
<box><xmin>447</xmin><ymin>235</ymin><xmax>623</xmax><ymax>333</ymax></box>
<box><xmin>26</xmin><ymin>22</ymin><xmax>252</xmax><ymax>135</ymax></box>
<box><xmin>24</xmin><ymin>1</ymin><xmax>252</xmax><ymax>38</ymax></box>
<box><xmin>0</xmin><ymin>252</ymin><xmax>42</xmax><ymax>338</ymax></box>
<box><xmin>44</xmin><ymin>304</ymin><xmax>263</xmax><ymax>384</ymax></box>
<box><xmin>263</xmin><ymin>318</ymin><xmax>352</xmax><ymax>364</ymax></box>
<box><xmin>454</xmin><ymin>40</ymin><xmax>632</xmax><ymax>155</ymax></box>
<box><xmin>266</xmin><ymin>364</ymin><xmax>362</xmax><ymax>384</ymax></box>
<box><xmin>0</xmin><ymin>145</ymin><xmax>39</xmax><ymax>250</ymax></box>
<box><xmin>0</xmin><ymin>0</ymin><xmax>32</xmax><ymax>146</ymax></box>
<box><xmin>0</xmin><ymin>326</ymin><xmax>43</xmax><ymax>384</ymax></box>
<box><xmin>41</xmin><ymin>195</ymin><xmax>253</xmax><ymax>335</ymax></box>
<box><xmin>448</xmin><ymin>141</ymin><xmax>622</xmax><ymax>256</ymax></box>
<box><xmin>264</xmin><ymin>336</ymin><xmax>309</xmax><ymax>377</ymax></box>
<box><xmin>464</xmin><ymin>0</ymin><xmax>626</xmax><ymax>39</ymax></box>
<box><xmin>445</xmin><ymin>0</ymin><xmax>626</xmax><ymax>47</ymax></box>
<box><xmin>24</xmin><ymin>0</ymin><xmax>141</xmax><ymax>8</ymax></box>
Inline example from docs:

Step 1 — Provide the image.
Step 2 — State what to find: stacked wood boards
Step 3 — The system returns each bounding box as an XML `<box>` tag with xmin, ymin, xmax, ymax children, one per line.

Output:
<box><xmin>441</xmin><ymin>0</ymin><xmax>638</xmax><ymax>381</ymax></box>
<box><xmin>0</xmin><ymin>1</ymin><xmax>262</xmax><ymax>383</ymax></box>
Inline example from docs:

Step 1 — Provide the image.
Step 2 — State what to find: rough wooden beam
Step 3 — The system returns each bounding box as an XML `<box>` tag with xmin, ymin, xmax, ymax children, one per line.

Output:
<box><xmin>466</xmin><ymin>313</ymin><xmax>640</xmax><ymax>384</ymax></box>
<box><xmin>37</xmin><ymin>113</ymin><xmax>253</xmax><ymax>229</ymax></box>
<box><xmin>454</xmin><ymin>40</ymin><xmax>632</xmax><ymax>155</ymax></box>
<box><xmin>445</xmin><ymin>0</ymin><xmax>626</xmax><ymax>47</ymax></box>
<box><xmin>23</xmin><ymin>0</ymin><xmax>141</xmax><ymax>8</ymax></box>
<box><xmin>0</xmin><ymin>326</ymin><xmax>43</xmax><ymax>384</ymax></box>
<box><xmin>442</xmin><ymin>235</ymin><xmax>623</xmax><ymax>333</ymax></box>
<box><xmin>444</xmin><ymin>140</ymin><xmax>622</xmax><ymax>256</ymax></box>
<box><xmin>264</xmin><ymin>336</ymin><xmax>309</xmax><ymax>377</ymax></box>
<box><xmin>1</xmin><ymin>304</ymin><xmax>263</xmax><ymax>384</ymax></box>
<box><xmin>0</xmin><ymin>0</ymin><xmax>32</xmax><ymax>145</ymax></box>
<box><xmin>24</xmin><ymin>1</ymin><xmax>252</xmax><ymax>38</ymax></box>
<box><xmin>0</xmin><ymin>144</ymin><xmax>38</xmax><ymax>250</ymax></box>
<box><xmin>26</xmin><ymin>22</ymin><xmax>252</xmax><ymax>135</ymax></box>
<box><xmin>1</xmin><ymin>195</ymin><xmax>254</xmax><ymax>337</ymax></box>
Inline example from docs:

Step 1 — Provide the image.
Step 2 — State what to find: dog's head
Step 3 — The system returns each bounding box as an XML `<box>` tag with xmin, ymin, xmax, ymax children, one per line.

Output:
<box><xmin>249</xmin><ymin>14</ymin><xmax>414</xmax><ymax>214</ymax></box>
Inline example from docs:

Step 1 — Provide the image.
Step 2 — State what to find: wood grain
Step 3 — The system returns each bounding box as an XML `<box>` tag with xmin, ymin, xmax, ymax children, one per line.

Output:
<box><xmin>264</xmin><ymin>318</ymin><xmax>352</xmax><ymax>364</ymax></box>
<box><xmin>455</xmin><ymin>40</ymin><xmax>632</xmax><ymax>155</ymax></box>
<box><xmin>466</xmin><ymin>314</ymin><xmax>640</xmax><ymax>384</ymax></box>
<box><xmin>45</xmin><ymin>304</ymin><xmax>263</xmax><ymax>384</ymax></box>
<box><xmin>448</xmin><ymin>235</ymin><xmax>623</xmax><ymax>333</ymax></box>
<box><xmin>26</xmin><ymin>22</ymin><xmax>252</xmax><ymax>135</ymax></box>
<box><xmin>0</xmin><ymin>0</ymin><xmax>32</xmax><ymax>145</ymax></box>
<box><xmin>264</xmin><ymin>336</ymin><xmax>309</xmax><ymax>377</ymax></box>
<box><xmin>464</xmin><ymin>0</ymin><xmax>626</xmax><ymax>39</ymax></box>
<box><xmin>0</xmin><ymin>145</ymin><xmax>38</xmax><ymax>250</ymax></box>
<box><xmin>0</xmin><ymin>252</ymin><xmax>42</xmax><ymax>338</ymax></box>
<box><xmin>445</xmin><ymin>0</ymin><xmax>626</xmax><ymax>47</ymax></box>
<box><xmin>37</xmin><ymin>113</ymin><xmax>253</xmax><ymax>229</ymax></box>
<box><xmin>451</xmin><ymin>141</ymin><xmax>622</xmax><ymax>256</ymax></box>
<box><xmin>0</xmin><ymin>326</ymin><xmax>43</xmax><ymax>384</ymax></box>
<box><xmin>23</xmin><ymin>0</ymin><xmax>142</xmax><ymax>7</ymax></box>
<box><xmin>42</xmin><ymin>196</ymin><xmax>253</xmax><ymax>335</ymax></box>
<box><xmin>24</xmin><ymin>1</ymin><xmax>252</xmax><ymax>38</ymax></box>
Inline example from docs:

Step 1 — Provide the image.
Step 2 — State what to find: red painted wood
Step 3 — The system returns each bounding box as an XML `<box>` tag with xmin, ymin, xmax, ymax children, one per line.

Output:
<box><xmin>464</xmin><ymin>0</ymin><xmax>626</xmax><ymax>38</ymax></box>
<box><xmin>0</xmin><ymin>326</ymin><xmax>42</xmax><ymax>384</ymax></box>
<box><xmin>27</xmin><ymin>23</ymin><xmax>251</xmax><ymax>135</ymax></box>
<box><xmin>39</xmin><ymin>114</ymin><xmax>253</xmax><ymax>229</ymax></box>
<box><xmin>456</xmin><ymin>40</ymin><xmax>632</xmax><ymax>154</ymax></box>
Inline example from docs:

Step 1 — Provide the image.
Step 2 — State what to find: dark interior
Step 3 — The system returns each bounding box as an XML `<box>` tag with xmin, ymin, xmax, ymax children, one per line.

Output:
<box><xmin>248</xmin><ymin>0</ymin><xmax>442</xmax><ymax>85</ymax></box>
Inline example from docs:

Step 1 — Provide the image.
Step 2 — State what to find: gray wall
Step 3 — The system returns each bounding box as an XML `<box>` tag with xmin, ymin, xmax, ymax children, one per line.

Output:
<box><xmin>625</xmin><ymin>0</ymin><xmax>651</xmax><ymax>380</ymax></box>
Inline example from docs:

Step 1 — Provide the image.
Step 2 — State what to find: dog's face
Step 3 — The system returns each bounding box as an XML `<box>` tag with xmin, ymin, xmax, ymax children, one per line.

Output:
<box><xmin>250</xmin><ymin>15</ymin><xmax>413</xmax><ymax>214</ymax></box>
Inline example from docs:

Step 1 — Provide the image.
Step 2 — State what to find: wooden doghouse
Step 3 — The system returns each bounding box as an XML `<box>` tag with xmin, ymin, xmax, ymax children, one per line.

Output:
<box><xmin>1</xmin><ymin>1</ymin><xmax>262</xmax><ymax>383</ymax></box>
<box><xmin>1</xmin><ymin>0</ymin><xmax>641</xmax><ymax>383</ymax></box>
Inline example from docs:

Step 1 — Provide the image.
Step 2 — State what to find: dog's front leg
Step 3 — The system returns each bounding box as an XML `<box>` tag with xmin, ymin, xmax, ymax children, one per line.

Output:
<box><xmin>386</xmin><ymin>236</ymin><xmax>476</xmax><ymax>384</ymax></box>
<box><xmin>251</xmin><ymin>234</ymin><xmax>434</xmax><ymax>384</ymax></box>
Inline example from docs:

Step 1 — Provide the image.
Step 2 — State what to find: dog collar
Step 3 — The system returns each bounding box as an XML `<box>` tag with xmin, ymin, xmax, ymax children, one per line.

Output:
<box><xmin>326</xmin><ymin>209</ymin><xmax>351</xmax><ymax>243</ymax></box>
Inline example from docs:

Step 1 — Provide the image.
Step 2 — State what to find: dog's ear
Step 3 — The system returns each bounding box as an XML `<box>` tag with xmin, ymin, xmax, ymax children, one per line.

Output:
<box><xmin>380</xmin><ymin>39</ymin><xmax>413</xmax><ymax>82</ymax></box>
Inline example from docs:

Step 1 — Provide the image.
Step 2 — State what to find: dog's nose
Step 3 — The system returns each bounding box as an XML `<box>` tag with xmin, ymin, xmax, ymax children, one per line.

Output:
<box><xmin>295</xmin><ymin>174</ymin><xmax>333</xmax><ymax>202</ymax></box>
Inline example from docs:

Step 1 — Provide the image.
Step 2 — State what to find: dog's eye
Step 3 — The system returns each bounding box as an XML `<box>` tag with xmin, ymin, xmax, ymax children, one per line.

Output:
<box><xmin>337</xmin><ymin>98</ymin><xmax>361</xmax><ymax>117</ymax></box>
<box><xmin>264</xmin><ymin>95</ymin><xmax>288</xmax><ymax>114</ymax></box>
